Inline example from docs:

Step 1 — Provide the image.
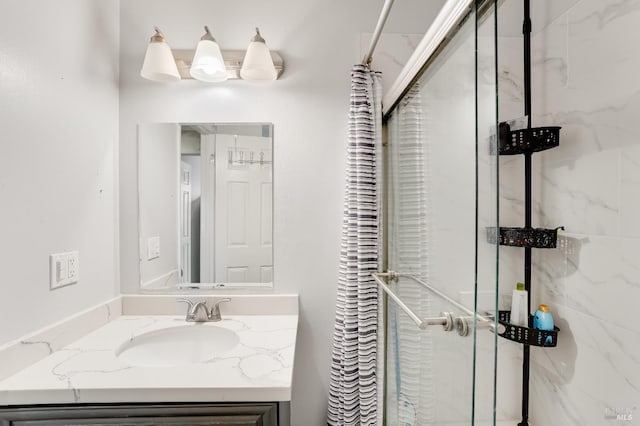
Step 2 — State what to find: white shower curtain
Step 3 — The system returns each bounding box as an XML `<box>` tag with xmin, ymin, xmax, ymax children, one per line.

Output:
<box><xmin>328</xmin><ymin>64</ymin><xmax>383</xmax><ymax>426</ymax></box>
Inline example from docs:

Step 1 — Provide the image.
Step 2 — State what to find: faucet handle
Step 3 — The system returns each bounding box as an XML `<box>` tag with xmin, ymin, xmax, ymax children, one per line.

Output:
<box><xmin>176</xmin><ymin>298</ymin><xmax>196</xmax><ymax>317</ymax></box>
<box><xmin>177</xmin><ymin>298</ymin><xmax>211</xmax><ymax>322</ymax></box>
<box><xmin>176</xmin><ymin>298</ymin><xmax>195</xmax><ymax>309</ymax></box>
<box><xmin>213</xmin><ymin>298</ymin><xmax>231</xmax><ymax>307</ymax></box>
<box><xmin>208</xmin><ymin>298</ymin><xmax>231</xmax><ymax>321</ymax></box>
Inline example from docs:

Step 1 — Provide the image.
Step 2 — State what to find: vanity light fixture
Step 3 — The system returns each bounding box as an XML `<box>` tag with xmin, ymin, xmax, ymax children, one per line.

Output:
<box><xmin>140</xmin><ymin>27</ymin><xmax>284</xmax><ymax>83</ymax></box>
<box><xmin>140</xmin><ymin>27</ymin><xmax>181</xmax><ymax>82</ymax></box>
<box><xmin>189</xmin><ymin>26</ymin><xmax>227</xmax><ymax>82</ymax></box>
<box><xmin>240</xmin><ymin>28</ymin><xmax>277</xmax><ymax>81</ymax></box>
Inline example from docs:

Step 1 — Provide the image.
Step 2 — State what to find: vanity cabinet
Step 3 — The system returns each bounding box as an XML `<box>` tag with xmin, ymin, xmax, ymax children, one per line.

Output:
<box><xmin>0</xmin><ymin>402</ymin><xmax>286</xmax><ymax>426</ymax></box>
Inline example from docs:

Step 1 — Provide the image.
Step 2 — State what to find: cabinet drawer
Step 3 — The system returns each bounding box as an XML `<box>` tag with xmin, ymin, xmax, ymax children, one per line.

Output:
<box><xmin>0</xmin><ymin>403</ymin><xmax>278</xmax><ymax>426</ymax></box>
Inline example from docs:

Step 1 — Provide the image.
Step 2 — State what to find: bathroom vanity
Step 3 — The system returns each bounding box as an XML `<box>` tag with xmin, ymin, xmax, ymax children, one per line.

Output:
<box><xmin>0</xmin><ymin>295</ymin><xmax>297</xmax><ymax>425</ymax></box>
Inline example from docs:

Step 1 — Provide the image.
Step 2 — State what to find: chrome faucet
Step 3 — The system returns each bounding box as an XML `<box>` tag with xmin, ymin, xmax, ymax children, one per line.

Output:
<box><xmin>176</xmin><ymin>299</ymin><xmax>210</xmax><ymax>322</ymax></box>
<box><xmin>176</xmin><ymin>298</ymin><xmax>231</xmax><ymax>322</ymax></box>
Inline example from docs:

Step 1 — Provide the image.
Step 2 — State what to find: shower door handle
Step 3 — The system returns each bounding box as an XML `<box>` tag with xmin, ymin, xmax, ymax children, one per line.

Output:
<box><xmin>453</xmin><ymin>315</ymin><xmax>505</xmax><ymax>337</ymax></box>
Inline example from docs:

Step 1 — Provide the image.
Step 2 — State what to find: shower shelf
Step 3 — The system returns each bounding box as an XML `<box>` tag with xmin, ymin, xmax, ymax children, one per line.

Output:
<box><xmin>497</xmin><ymin>311</ymin><xmax>559</xmax><ymax>347</ymax></box>
<box><xmin>493</xmin><ymin>122</ymin><xmax>561</xmax><ymax>155</ymax></box>
<box><xmin>486</xmin><ymin>226</ymin><xmax>564</xmax><ymax>249</ymax></box>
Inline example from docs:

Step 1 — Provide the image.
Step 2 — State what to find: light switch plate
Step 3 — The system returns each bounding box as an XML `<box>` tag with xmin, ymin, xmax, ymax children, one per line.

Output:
<box><xmin>50</xmin><ymin>251</ymin><xmax>79</xmax><ymax>290</ymax></box>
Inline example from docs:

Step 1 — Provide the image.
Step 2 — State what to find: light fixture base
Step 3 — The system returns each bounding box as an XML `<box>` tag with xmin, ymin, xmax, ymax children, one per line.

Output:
<box><xmin>173</xmin><ymin>49</ymin><xmax>284</xmax><ymax>80</ymax></box>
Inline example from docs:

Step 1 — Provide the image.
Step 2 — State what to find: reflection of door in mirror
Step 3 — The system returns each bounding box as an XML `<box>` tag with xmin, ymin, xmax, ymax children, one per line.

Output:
<box><xmin>215</xmin><ymin>135</ymin><xmax>272</xmax><ymax>283</ymax></box>
<box><xmin>180</xmin><ymin>135</ymin><xmax>202</xmax><ymax>284</ymax></box>
<box><xmin>200</xmin><ymin>134</ymin><xmax>273</xmax><ymax>284</ymax></box>
<box><xmin>179</xmin><ymin>162</ymin><xmax>192</xmax><ymax>283</ymax></box>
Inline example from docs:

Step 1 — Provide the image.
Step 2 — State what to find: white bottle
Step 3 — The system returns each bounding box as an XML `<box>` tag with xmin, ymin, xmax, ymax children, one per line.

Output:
<box><xmin>510</xmin><ymin>282</ymin><xmax>528</xmax><ymax>326</ymax></box>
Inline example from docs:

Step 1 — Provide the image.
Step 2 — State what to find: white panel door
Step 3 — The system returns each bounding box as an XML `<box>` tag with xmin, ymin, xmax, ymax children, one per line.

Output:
<box><xmin>214</xmin><ymin>135</ymin><xmax>272</xmax><ymax>283</ymax></box>
<box><xmin>180</xmin><ymin>162</ymin><xmax>192</xmax><ymax>283</ymax></box>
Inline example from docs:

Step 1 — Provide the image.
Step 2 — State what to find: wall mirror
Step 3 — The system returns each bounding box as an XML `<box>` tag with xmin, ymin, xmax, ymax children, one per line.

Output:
<box><xmin>137</xmin><ymin>122</ymin><xmax>273</xmax><ymax>290</ymax></box>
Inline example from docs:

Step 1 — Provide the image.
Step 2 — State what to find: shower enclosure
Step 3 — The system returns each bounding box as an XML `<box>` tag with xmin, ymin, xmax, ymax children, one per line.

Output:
<box><xmin>378</xmin><ymin>1</ymin><xmax>501</xmax><ymax>424</ymax></box>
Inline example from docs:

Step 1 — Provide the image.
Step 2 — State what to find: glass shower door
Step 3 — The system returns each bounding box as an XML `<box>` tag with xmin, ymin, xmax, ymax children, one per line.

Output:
<box><xmin>382</xmin><ymin>1</ymin><xmax>499</xmax><ymax>425</ymax></box>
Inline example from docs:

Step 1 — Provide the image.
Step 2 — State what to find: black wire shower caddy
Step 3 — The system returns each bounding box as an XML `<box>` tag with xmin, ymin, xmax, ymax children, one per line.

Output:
<box><xmin>490</xmin><ymin>1</ymin><xmax>564</xmax><ymax>425</ymax></box>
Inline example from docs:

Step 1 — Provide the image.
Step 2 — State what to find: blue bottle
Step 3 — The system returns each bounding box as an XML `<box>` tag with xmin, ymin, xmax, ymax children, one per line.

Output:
<box><xmin>533</xmin><ymin>304</ymin><xmax>554</xmax><ymax>345</ymax></box>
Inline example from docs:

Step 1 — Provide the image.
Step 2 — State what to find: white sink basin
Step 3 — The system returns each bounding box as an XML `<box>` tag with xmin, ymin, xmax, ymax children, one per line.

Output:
<box><xmin>116</xmin><ymin>325</ymin><xmax>240</xmax><ymax>367</ymax></box>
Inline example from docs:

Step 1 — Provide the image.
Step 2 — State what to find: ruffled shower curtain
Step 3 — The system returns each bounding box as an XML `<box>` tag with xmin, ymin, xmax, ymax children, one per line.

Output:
<box><xmin>327</xmin><ymin>64</ymin><xmax>383</xmax><ymax>426</ymax></box>
<box><xmin>385</xmin><ymin>84</ymin><xmax>434</xmax><ymax>425</ymax></box>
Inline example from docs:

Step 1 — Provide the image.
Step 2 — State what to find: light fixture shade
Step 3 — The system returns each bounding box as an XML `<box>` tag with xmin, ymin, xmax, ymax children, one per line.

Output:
<box><xmin>240</xmin><ymin>28</ymin><xmax>277</xmax><ymax>81</ymax></box>
<box><xmin>140</xmin><ymin>28</ymin><xmax>181</xmax><ymax>82</ymax></box>
<box><xmin>190</xmin><ymin>27</ymin><xmax>227</xmax><ymax>82</ymax></box>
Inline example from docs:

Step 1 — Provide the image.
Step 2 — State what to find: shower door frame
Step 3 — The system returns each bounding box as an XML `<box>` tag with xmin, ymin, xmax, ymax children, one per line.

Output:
<box><xmin>379</xmin><ymin>0</ymin><xmax>500</xmax><ymax>424</ymax></box>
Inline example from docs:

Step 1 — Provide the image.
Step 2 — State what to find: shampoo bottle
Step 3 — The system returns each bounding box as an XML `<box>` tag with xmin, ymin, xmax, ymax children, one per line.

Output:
<box><xmin>533</xmin><ymin>304</ymin><xmax>554</xmax><ymax>329</ymax></box>
<box><xmin>510</xmin><ymin>282</ymin><xmax>528</xmax><ymax>326</ymax></box>
<box><xmin>533</xmin><ymin>304</ymin><xmax>555</xmax><ymax>346</ymax></box>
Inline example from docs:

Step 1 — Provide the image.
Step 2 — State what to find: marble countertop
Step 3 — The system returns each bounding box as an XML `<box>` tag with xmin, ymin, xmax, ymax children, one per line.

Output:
<box><xmin>0</xmin><ymin>313</ymin><xmax>298</xmax><ymax>405</ymax></box>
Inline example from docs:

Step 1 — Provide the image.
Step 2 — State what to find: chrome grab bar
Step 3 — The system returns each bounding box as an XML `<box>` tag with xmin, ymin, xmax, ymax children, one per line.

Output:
<box><xmin>372</xmin><ymin>272</ymin><xmax>454</xmax><ymax>331</ymax></box>
<box><xmin>373</xmin><ymin>271</ymin><xmax>497</xmax><ymax>334</ymax></box>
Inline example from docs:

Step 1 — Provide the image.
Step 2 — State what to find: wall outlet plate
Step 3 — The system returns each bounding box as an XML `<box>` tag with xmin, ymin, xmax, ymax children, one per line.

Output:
<box><xmin>67</xmin><ymin>251</ymin><xmax>79</xmax><ymax>282</ymax></box>
<box><xmin>50</xmin><ymin>251</ymin><xmax>79</xmax><ymax>290</ymax></box>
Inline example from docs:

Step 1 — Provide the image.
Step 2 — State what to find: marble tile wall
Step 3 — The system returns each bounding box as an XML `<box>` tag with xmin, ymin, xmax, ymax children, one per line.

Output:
<box><xmin>497</xmin><ymin>0</ymin><xmax>640</xmax><ymax>424</ymax></box>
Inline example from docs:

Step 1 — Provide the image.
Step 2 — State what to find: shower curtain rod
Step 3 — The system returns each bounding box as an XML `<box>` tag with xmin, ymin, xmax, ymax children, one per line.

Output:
<box><xmin>361</xmin><ymin>0</ymin><xmax>397</xmax><ymax>66</ymax></box>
